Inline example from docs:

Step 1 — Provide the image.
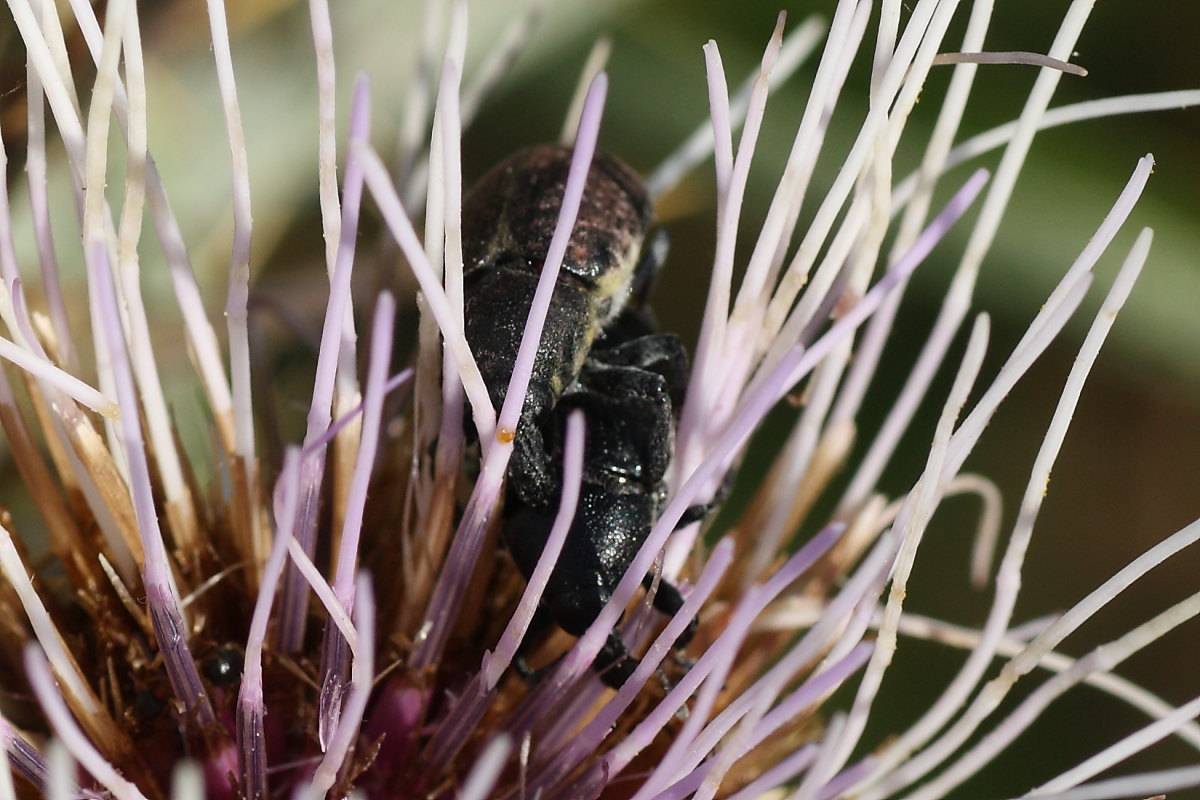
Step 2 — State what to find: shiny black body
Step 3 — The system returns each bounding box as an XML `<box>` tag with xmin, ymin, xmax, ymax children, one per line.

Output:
<box><xmin>462</xmin><ymin>145</ymin><xmax>654</xmax><ymax>504</ymax></box>
<box><xmin>461</xmin><ymin>145</ymin><xmax>697</xmax><ymax>687</ymax></box>
<box><xmin>504</xmin><ymin>326</ymin><xmax>696</xmax><ymax>686</ymax></box>
<box><xmin>201</xmin><ymin>646</ymin><xmax>244</xmax><ymax>688</ymax></box>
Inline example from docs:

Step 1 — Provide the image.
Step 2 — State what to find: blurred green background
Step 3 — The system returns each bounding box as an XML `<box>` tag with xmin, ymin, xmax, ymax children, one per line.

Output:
<box><xmin>3</xmin><ymin>0</ymin><xmax>1199</xmax><ymax>796</ymax></box>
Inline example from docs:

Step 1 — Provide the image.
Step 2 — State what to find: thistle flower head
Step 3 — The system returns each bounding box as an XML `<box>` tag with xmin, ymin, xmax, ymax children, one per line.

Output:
<box><xmin>1</xmin><ymin>1</ymin><xmax>1198</xmax><ymax>799</ymax></box>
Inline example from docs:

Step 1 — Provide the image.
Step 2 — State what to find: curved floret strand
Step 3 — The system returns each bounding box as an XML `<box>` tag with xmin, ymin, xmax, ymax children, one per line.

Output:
<box><xmin>931</xmin><ymin>49</ymin><xmax>1088</xmax><ymax>76</ymax></box>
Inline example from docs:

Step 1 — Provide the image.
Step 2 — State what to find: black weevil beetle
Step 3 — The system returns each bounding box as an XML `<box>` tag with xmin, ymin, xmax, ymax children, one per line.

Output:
<box><xmin>462</xmin><ymin>144</ymin><xmax>666</xmax><ymax>507</ymax></box>
<box><xmin>461</xmin><ymin>144</ymin><xmax>702</xmax><ymax>687</ymax></box>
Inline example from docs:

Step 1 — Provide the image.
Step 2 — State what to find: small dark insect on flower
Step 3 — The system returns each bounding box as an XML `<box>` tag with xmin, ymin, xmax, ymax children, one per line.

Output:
<box><xmin>462</xmin><ymin>145</ymin><xmax>702</xmax><ymax>686</ymax></box>
<box><xmin>201</xmin><ymin>646</ymin><xmax>245</xmax><ymax>688</ymax></box>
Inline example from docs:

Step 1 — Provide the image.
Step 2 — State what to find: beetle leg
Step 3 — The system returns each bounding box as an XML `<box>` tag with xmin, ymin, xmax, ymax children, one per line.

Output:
<box><xmin>593</xmin><ymin>632</ymin><xmax>640</xmax><ymax>689</ymax></box>
<box><xmin>507</xmin><ymin>418</ymin><xmax>561</xmax><ymax>506</ymax></box>
<box><xmin>676</xmin><ymin>465</ymin><xmax>738</xmax><ymax>528</ymax></box>
<box><xmin>641</xmin><ymin>573</ymin><xmax>698</xmax><ymax>651</ymax></box>
<box><xmin>512</xmin><ymin>604</ymin><xmax>558</xmax><ymax>684</ymax></box>
<box><xmin>536</xmin><ymin>574</ymin><xmax>641</xmax><ymax>688</ymax></box>
<box><xmin>513</xmin><ymin>656</ymin><xmax>540</xmax><ymax>684</ymax></box>
<box><xmin>568</xmin><ymin>361</ymin><xmax>677</xmax><ymax>488</ymax></box>
<box><xmin>587</xmin><ymin>332</ymin><xmax>689</xmax><ymax>408</ymax></box>
<box><xmin>677</xmin><ymin>504</ymin><xmax>709</xmax><ymax>527</ymax></box>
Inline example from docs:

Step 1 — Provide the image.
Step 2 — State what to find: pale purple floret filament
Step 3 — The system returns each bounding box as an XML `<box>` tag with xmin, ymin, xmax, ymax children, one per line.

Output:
<box><xmin>649</xmin><ymin>525</ymin><xmax>847</xmax><ymax>779</ymax></box>
<box><xmin>723</xmin><ymin>745</ymin><xmax>819</xmax><ymax>800</ymax></box>
<box><xmin>418</xmin><ymin>4</ymin><xmax>468</xmax><ymax>500</ymax></box>
<box><xmin>7</xmin><ymin>282</ymin><xmax>48</xmax><ymax>368</ymax></box>
<box><xmin>23</xmin><ymin>647</ymin><xmax>148</xmax><ymax>800</ymax></box>
<box><xmin>0</xmin><ymin>327</ymin><xmax>110</xmax><ymax>415</ymax></box>
<box><xmin>645</xmin><ymin>16</ymin><xmax>826</xmax><ymax>200</ymax></box>
<box><xmin>205</xmin><ymin>0</ymin><xmax>255</xmax><ymax>463</ymax></box>
<box><xmin>331</xmin><ymin>293</ymin><xmax>397</xmax><ymax>608</ymax></box>
<box><xmin>486</xmin><ymin>410</ymin><xmax>587</xmax><ymax>689</ymax></box>
<box><xmin>307</xmin><ymin>574</ymin><xmax>376</xmax><ymax>798</ymax></box>
<box><xmin>457</xmin><ymin>735</ymin><xmax>515</xmax><ymax>800</ymax></box>
<box><xmin>494</xmin><ymin>73</ymin><xmax>609</xmax><ymax>439</ymax></box>
<box><xmin>23</xmin><ymin>42</ymin><xmax>74</xmax><ymax>373</ymax></box>
<box><xmin>317</xmin><ymin>292</ymin><xmax>396</xmax><ymax>749</ymax></box>
<box><xmin>419</xmin><ymin>411</ymin><xmax>587</xmax><ymax>772</ymax></box>
<box><xmin>276</xmin><ymin>74</ymin><xmax>374</xmax><ymax>653</ymax></box>
<box><xmin>433</xmin><ymin>54</ymin><xmax>470</xmax><ymax>482</ymax></box>
<box><xmin>308</xmin><ymin>0</ymin><xmax>341</xmax><ymax>277</ymax></box>
<box><xmin>1033</xmin><ymin>690</ymin><xmax>1200</xmax><ymax>797</ymax></box>
<box><xmin>238</xmin><ymin>448</ymin><xmax>304</xmax><ymax>798</ymax></box>
<box><xmin>90</xmin><ymin>245</ymin><xmax>217</xmax><ymax>725</ymax></box>
<box><xmin>0</xmin><ymin>713</ymin><xmax>45</xmax><ymax>794</ymax></box>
